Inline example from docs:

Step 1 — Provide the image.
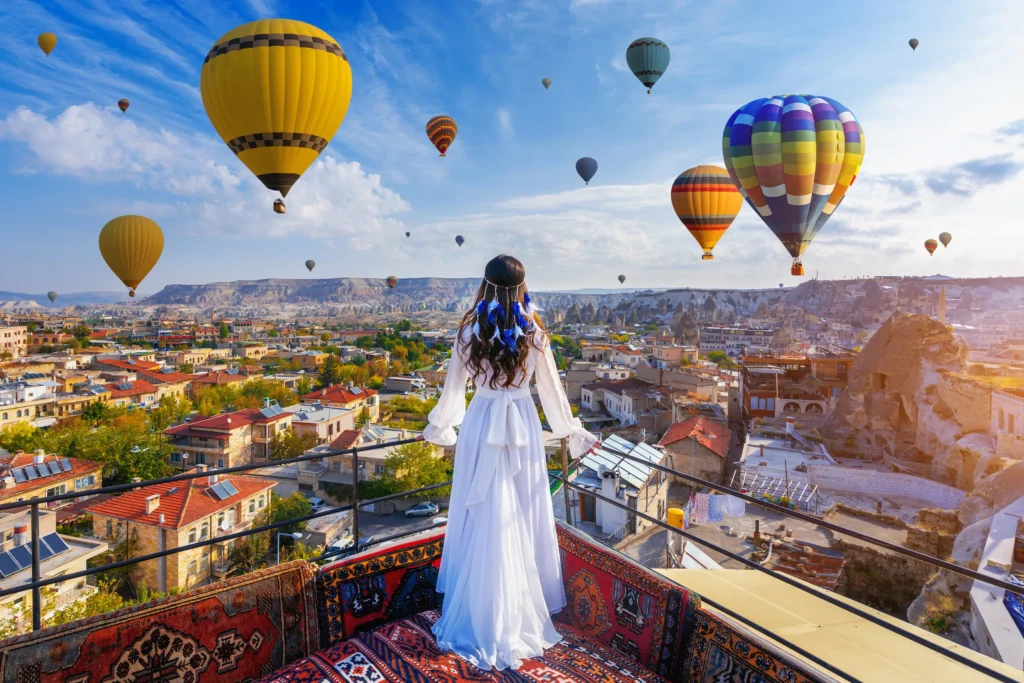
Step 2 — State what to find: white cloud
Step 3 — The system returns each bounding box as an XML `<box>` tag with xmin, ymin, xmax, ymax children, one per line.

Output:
<box><xmin>497</xmin><ymin>183</ymin><xmax>665</xmax><ymax>211</ymax></box>
<box><xmin>246</xmin><ymin>0</ymin><xmax>275</xmax><ymax>17</ymax></box>
<box><xmin>497</xmin><ymin>108</ymin><xmax>513</xmax><ymax>134</ymax></box>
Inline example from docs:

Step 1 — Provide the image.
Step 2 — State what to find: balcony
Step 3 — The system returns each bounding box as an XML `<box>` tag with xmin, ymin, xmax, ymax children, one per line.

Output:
<box><xmin>211</xmin><ymin>561</ymin><xmax>231</xmax><ymax>578</ymax></box>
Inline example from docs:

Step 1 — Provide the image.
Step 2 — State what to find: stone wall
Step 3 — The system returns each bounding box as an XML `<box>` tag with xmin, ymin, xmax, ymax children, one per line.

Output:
<box><xmin>806</xmin><ymin>464</ymin><xmax>966</xmax><ymax>509</ymax></box>
<box><xmin>936</xmin><ymin>373</ymin><xmax>991</xmax><ymax>434</ymax></box>
<box><xmin>833</xmin><ymin>538</ymin><xmax>939</xmax><ymax>616</ymax></box>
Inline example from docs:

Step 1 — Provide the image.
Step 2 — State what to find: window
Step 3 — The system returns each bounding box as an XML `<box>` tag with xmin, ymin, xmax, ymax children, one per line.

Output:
<box><xmin>249</xmin><ymin>499</ymin><xmax>256</xmax><ymax>514</ymax></box>
<box><xmin>217</xmin><ymin>512</ymin><xmax>226</xmax><ymax>530</ymax></box>
<box><xmin>195</xmin><ymin>453</ymin><xmax>206</xmax><ymax>465</ymax></box>
<box><xmin>75</xmin><ymin>475</ymin><xmax>96</xmax><ymax>490</ymax></box>
<box><xmin>46</xmin><ymin>484</ymin><xmax>67</xmax><ymax>497</ymax></box>
<box><xmin>217</xmin><ymin>458</ymin><xmax>225</xmax><ymax>469</ymax></box>
<box><xmin>1000</xmin><ymin>409</ymin><xmax>1006</xmax><ymax>429</ymax></box>
<box><xmin>837</xmin><ymin>363</ymin><xmax>848</xmax><ymax>376</ymax></box>
<box><xmin>200</xmin><ymin>523</ymin><xmax>209</xmax><ymax>540</ymax></box>
<box><xmin>106</xmin><ymin>520</ymin><xmax>113</xmax><ymax>537</ymax></box>
<box><xmin>1011</xmin><ymin>414</ymin><xmax>1017</xmax><ymax>434</ymax></box>
<box><xmin>170</xmin><ymin>452</ymin><xmax>181</xmax><ymax>463</ymax></box>
<box><xmin>298</xmin><ymin>483</ymin><xmax>314</xmax><ymax>492</ymax></box>
<box><xmin>258</xmin><ymin>495</ymin><xmax>265</xmax><ymax>509</ymax></box>
<box><xmin>767</xmin><ymin>398</ymin><xmax>775</xmax><ymax>411</ymax></box>
<box><xmin>749</xmin><ymin>396</ymin><xmax>757</xmax><ymax>409</ymax></box>
<box><xmin>15</xmin><ymin>410</ymin><xmax>21</xmax><ymax>418</ymax></box>
<box><xmin>188</xmin><ymin>528</ymin><xmax>197</xmax><ymax>544</ymax></box>
<box><xmin>201</xmin><ymin>554</ymin><xmax>209</xmax><ymax>571</ymax></box>
<box><xmin>2</xmin><ymin>413</ymin><xmax>6</xmax><ymax>420</ymax></box>
<box><xmin>375</xmin><ymin>464</ymin><xmax>386</xmax><ymax>476</ymax></box>
<box><xmin>188</xmin><ymin>560</ymin><xmax>197</xmax><ymax>575</ymax></box>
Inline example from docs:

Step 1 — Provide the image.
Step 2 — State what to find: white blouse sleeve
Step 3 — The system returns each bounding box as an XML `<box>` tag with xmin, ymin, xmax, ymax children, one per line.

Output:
<box><xmin>424</xmin><ymin>337</ymin><xmax>470</xmax><ymax>446</ymax></box>
<box><xmin>534</xmin><ymin>334</ymin><xmax>598</xmax><ymax>458</ymax></box>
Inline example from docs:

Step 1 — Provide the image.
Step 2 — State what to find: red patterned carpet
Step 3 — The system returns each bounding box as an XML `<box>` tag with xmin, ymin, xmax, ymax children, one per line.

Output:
<box><xmin>260</xmin><ymin>610</ymin><xmax>667</xmax><ymax>682</ymax></box>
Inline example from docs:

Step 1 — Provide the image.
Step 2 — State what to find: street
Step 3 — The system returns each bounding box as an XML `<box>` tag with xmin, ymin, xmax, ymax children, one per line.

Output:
<box><xmin>355</xmin><ymin>505</ymin><xmax>447</xmax><ymax>544</ymax></box>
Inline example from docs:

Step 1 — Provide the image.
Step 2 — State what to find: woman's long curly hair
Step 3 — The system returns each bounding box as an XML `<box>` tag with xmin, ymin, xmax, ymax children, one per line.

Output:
<box><xmin>457</xmin><ymin>254</ymin><xmax>544</xmax><ymax>389</ymax></box>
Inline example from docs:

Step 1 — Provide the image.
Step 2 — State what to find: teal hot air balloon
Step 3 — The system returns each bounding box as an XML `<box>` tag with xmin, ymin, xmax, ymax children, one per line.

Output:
<box><xmin>723</xmin><ymin>95</ymin><xmax>865</xmax><ymax>276</ymax></box>
<box><xmin>576</xmin><ymin>157</ymin><xmax>598</xmax><ymax>185</ymax></box>
<box><xmin>47</xmin><ymin>291</ymin><xmax>58</xmax><ymax>303</ymax></box>
<box><xmin>626</xmin><ymin>37</ymin><xmax>669</xmax><ymax>94</ymax></box>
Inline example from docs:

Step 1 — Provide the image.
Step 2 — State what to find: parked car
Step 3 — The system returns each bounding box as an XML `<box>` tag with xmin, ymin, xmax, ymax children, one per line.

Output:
<box><xmin>325</xmin><ymin>534</ymin><xmax>376</xmax><ymax>559</ymax></box>
<box><xmin>405</xmin><ymin>502</ymin><xmax>440</xmax><ymax>518</ymax></box>
<box><xmin>308</xmin><ymin>497</ymin><xmax>326</xmax><ymax>513</ymax></box>
<box><xmin>431</xmin><ymin>516</ymin><xmax>447</xmax><ymax>526</ymax></box>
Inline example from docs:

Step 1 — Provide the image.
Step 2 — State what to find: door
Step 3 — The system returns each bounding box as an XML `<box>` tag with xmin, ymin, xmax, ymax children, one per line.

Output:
<box><xmin>579</xmin><ymin>493</ymin><xmax>597</xmax><ymax>523</ymax></box>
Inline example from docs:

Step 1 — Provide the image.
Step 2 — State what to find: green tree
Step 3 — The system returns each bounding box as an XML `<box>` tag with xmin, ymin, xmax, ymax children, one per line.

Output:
<box><xmin>395</xmin><ymin>319</ymin><xmax>412</xmax><ymax>332</ymax></box>
<box><xmin>705</xmin><ymin>350</ymin><xmax>737</xmax><ymax>369</ymax></box>
<box><xmin>317</xmin><ymin>355</ymin><xmax>343</xmax><ymax>389</ymax></box>
<box><xmin>229</xmin><ymin>521</ymin><xmax>270</xmax><ymax>575</ymax></box>
<box><xmin>268</xmin><ymin>329</ymin><xmax>279</xmax><ymax>338</ymax></box>
<box><xmin>79</xmin><ymin>413</ymin><xmax>174</xmax><ymax>485</ymax></box>
<box><xmin>354</xmin><ymin>335</ymin><xmax>375</xmax><ymax>350</ymax></box>
<box><xmin>268</xmin><ymin>491</ymin><xmax>313</xmax><ymax>534</ymax></box>
<box><xmin>0</xmin><ymin>422</ymin><xmax>45</xmax><ymax>453</ymax></box>
<box><xmin>374</xmin><ymin>442</ymin><xmax>452</xmax><ymax>498</ymax></box>
<box><xmin>179</xmin><ymin>362</ymin><xmax>194</xmax><ymax>374</ymax></box>
<box><xmin>71</xmin><ymin>324</ymin><xmax>92</xmax><ymax>341</ymax></box>
<box><xmin>148</xmin><ymin>394</ymin><xmax>193</xmax><ymax>432</ymax></box>
<box><xmin>269</xmin><ymin>428</ymin><xmax>318</xmax><ymax>461</ymax></box>
<box><xmin>219</xmin><ymin>322</ymin><xmax>230</xmax><ymax>339</ymax></box>
<box><xmin>97</xmin><ymin>528</ymin><xmax>142</xmax><ymax>599</ymax></box>
<box><xmin>81</xmin><ymin>401</ymin><xmax>128</xmax><ymax>427</ymax></box>
<box><xmin>296</xmin><ymin>376</ymin><xmax>313</xmax><ymax>397</ymax></box>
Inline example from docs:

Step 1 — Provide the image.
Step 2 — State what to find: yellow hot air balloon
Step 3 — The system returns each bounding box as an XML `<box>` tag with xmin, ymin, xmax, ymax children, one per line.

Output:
<box><xmin>37</xmin><ymin>33</ymin><xmax>57</xmax><ymax>56</ymax></box>
<box><xmin>671</xmin><ymin>165</ymin><xmax>742</xmax><ymax>260</ymax></box>
<box><xmin>200</xmin><ymin>19</ymin><xmax>353</xmax><ymax>198</ymax></box>
<box><xmin>98</xmin><ymin>216</ymin><xmax>164</xmax><ymax>297</ymax></box>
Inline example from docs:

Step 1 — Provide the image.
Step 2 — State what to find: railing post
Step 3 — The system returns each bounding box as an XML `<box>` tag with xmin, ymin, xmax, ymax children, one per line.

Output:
<box><xmin>561</xmin><ymin>437</ymin><xmax>572</xmax><ymax>528</ymax></box>
<box><xmin>31</xmin><ymin>502</ymin><xmax>41</xmax><ymax>630</ymax></box>
<box><xmin>351</xmin><ymin>447</ymin><xmax>360</xmax><ymax>546</ymax></box>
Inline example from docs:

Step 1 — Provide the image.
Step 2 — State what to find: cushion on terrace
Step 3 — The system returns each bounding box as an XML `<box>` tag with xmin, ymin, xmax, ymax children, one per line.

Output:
<box><xmin>555</xmin><ymin>521</ymin><xmax>701</xmax><ymax>680</ymax></box>
<box><xmin>258</xmin><ymin>610</ymin><xmax>669</xmax><ymax>682</ymax></box>
<box><xmin>0</xmin><ymin>560</ymin><xmax>319</xmax><ymax>683</ymax></box>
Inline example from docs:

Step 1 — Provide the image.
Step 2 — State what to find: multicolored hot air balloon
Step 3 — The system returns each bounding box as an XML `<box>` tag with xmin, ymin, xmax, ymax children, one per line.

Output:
<box><xmin>723</xmin><ymin>95</ymin><xmax>865</xmax><ymax>276</ymax></box>
<box><xmin>618</xmin><ymin>275</ymin><xmax>626</xmax><ymax>284</ymax></box>
<box><xmin>576</xmin><ymin>157</ymin><xmax>598</xmax><ymax>185</ymax></box>
<box><xmin>426</xmin><ymin>116</ymin><xmax>457</xmax><ymax>156</ymax></box>
<box><xmin>542</xmin><ymin>78</ymin><xmax>552</xmax><ymax>90</ymax></box>
<box><xmin>909</xmin><ymin>38</ymin><xmax>919</xmax><ymax>50</ymax></box>
<box><xmin>37</xmin><ymin>33</ymin><xmax>57</xmax><ymax>56</ymax></box>
<box><xmin>117</xmin><ymin>99</ymin><xmax>130</xmax><ymax>114</ymax></box>
<box><xmin>47</xmin><ymin>291</ymin><xmax>58</xmax><ymax>303</ymax></box>
<box><xmin>925</xmin><ymin>239</ymin><xmax>938</xmax><ymax>255</ymax></box>
<box><xmin>386</xmin><ymin>276</ymin><xmax>398</xmax><ymax>289</ymax></box>
<box><xmin>98</xmin><ymin>215</ymin><xmax>164</xmax><ymax>298</ymax></box>
<box><xmin>200</xmin><ymin>19</ymin><xmax>353</xmax><ymax>199</ymax></box>
<box><xmin>305</xmin><ymin>259</ymin><xmax>315</xmax><ymax>272</ymax></box>
<box><xmin>455</xmin><ymin>235</ymin><xmax>465</xmax><ymax>247</ymax></box>
<box><xmin>626</xmin><ymin>37</ymin><xmax>669</xmax><ymax>94</ymax></box>
<box><xmin>671</xmin><ymin>165</ymin><xmax>742</xmax><ymax>260</ymax></box>
<box><xmin>273</xmin><ymin>199</ymin><xmax>286</xmax><ymax>214</ymax></box>
<box><xmin>939</xmin><ymin>232</ymin><xmax>952</xmax><ymax>248</ymax></box>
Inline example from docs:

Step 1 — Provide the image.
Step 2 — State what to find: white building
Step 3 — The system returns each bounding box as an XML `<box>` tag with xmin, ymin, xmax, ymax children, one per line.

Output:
<box><xmin>698</xmin><ymin>326</ymin><xmax>775</xmax><ymax>357</ymax></box>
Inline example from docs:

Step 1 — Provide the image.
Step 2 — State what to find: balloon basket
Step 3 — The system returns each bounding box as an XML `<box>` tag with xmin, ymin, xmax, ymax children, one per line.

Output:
<box><xmin>701</xmin><ymin>253</ymin><xmax>714</xmax><ymax>261</ymax></box>
<box><xmin>439</xmin><ymin>153</ymin><xmax>446</xmax><ymax>157</ymax></box>
<box><xmin>791</xmin><ymin>264</ymin><xmax>805</xmax><ymax>276</ymax></box>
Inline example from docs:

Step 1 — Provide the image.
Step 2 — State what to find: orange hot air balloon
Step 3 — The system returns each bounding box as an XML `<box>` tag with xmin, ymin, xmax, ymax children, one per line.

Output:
<box><xmin>118</xmin><ymin>99</ymin><xmax>130</xmax><ymax>113</ymax></box>
<box><xmin>37</xmin><ymin>33</ymin><xmax>57</xmax><ymax>56</ymax></box>
<box><xmin>98</xmin><ymin>215</ymin><xmax>164</xmax><ymax>297</ymax></box>
<box><xmin>426</xmin><ymin>116</ymin><xmax>457</xmax><ymax>156</ymax></box>
<box><xmin>386</xmin><ymin>276</ymin><xmax>398</xmax><ymax>289</ymax></box>
<box><xmin>671</xmin><ymin>165</ymin><xmax>742</xmax><ymax>260</ymax></box>
<box><xmin>924</xmin><ymin>239</ymin><xmax>938</xmax><ymax>255</ymax></box>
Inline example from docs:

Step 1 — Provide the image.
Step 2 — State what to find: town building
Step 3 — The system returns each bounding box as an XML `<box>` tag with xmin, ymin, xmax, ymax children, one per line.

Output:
<box><xmin>0</xmin><ymin>381</ymin><xmax>56</xmax><ymax>430</ymax></box>
<box><xmin>0</xmin><ymin>326</ymin><xmax>27</xmax><ymax>360</ymax></box>
<box><xmin>657</xmin><ymin>416</ymin><xmax>729</xmax><ymax>486</ymax></box>
<box><xmin>300</xmin><ymin>384</ymin><xmax>379</xmax><ymax>422</ymax></box>
<box><xmin>580</xmin><ymin>378</ymin><xmax>674</xmax><ymax>432</ymax></box>
<box><xmin>699</xmin><ymin>326</ymin><xmax>776</xmax><ymax>357</ymax></box>
<box><xmin>384</xmin><ymin>376</ymin><xmax>426</xmax><ymax>393</ymax></box>
<box><xmin>165</xmin><ymin>400</ymin><xmax>293</xmax><ymax>469</ymax></box>
<box><xmin>277</xmin><ymin>350</ymin><xmax>327</xmax><ymax>372</ymax></box>
<box><xmin>649</xmin><ymin>344</ymin><xmax>698</xmax><ymax>369</ymax></box>
<box><xmin>103</xmin><ymin>378</ymin><xmax>159</xmax><ymax>409</ymax></box>
<box><xmin>611</xmin><ymin>345</ymin><xmax>645</xmax><ymax>367</ymax></box>
<box><xmin>414</xmin><ymin>362</ymin><xmax>448</xmax><ymax>386</ymax></box>
<box><xmin>282</xmin><ymin>402</ymin><xmax>355</xmax><ymax>444</ymax></box>
<box><xmin>634</xmin><ymin>366</ymin><xmax>719</xmax><ymax>403</ymax></box>
<box><xmin>739</xmin><ymin>352</ymin><xmax>848</xmax><ymax>422</ymax></box>
<box><xmin>0</xmin><ymin>451</ymin><xmax>103</xmax><ymax>507</ymax></box>
<box><xmin>86</xmin><ymin>468</ymin><xmax>277</xmax><ymax>591</ymax></box>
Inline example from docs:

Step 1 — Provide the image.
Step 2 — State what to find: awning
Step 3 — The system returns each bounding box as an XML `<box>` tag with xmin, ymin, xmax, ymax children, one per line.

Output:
<box><xmin>32</xmin><ymin>417</ymin><xmax>57</xmax><ymax>428</ymax></box>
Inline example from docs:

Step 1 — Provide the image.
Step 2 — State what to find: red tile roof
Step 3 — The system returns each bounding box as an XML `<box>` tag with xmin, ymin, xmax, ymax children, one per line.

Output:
<box><xmin>301</xmin><ymin>385</ymin><xmax>377</xmax><ymax>405</ymax></box>
<box><xmin>137</xmin><ymin>369</ymin><xmax>196</xmax><ymax>384</ymax></box>
<box><xmin>329</xmin><ymin>429</ymin><xmax>362</xmax><ymax>450</ymax></box>
<box><xmin>613</xmin><ymin>345</ymin><xmax>644</xmax><ymax>355</ymax></box>
<box><xmin>192</xmin><ymin>370</ymin><xmax>249</xmax><ymax>386</ymax></box>
<box><xmin>0</xmin><ymin>453</ymin><xmax>102</xmax><ymax>500</ymax></box>
<box><xmin>164</xmin><ymin>407</ymin><xmax>291</xmax><ymax>436</ymax></box>
<box><xmin>97</xmin><ymin>358</ymin><xmax>160</xmax><ymax>372</ymax></box>
<box><xmin>103</xmin><ymin>378</ymin><xmax>159</xmax><ymax>399</ymax></box>
<box><xmin>86</xmin><ymin>473</ymin><xmax>276</xmax><ymax>529</ymax></box>
<box><xmin>658</xmin><ymin>416</ymin><xmax>729</xmax><ymax>457</ymax></box>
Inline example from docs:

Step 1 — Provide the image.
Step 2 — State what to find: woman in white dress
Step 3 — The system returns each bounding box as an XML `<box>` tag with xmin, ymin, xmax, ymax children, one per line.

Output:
<box><xmin>424</xmin><ymin>254</ymin><xmax>598</xmax><ymax>671</ymax></box>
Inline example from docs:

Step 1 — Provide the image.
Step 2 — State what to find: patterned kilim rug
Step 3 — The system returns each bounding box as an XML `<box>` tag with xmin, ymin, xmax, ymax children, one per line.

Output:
<box><xmin>259</xmin><ymin>610</ymin><xmax>667</xmax><ymax>682</ymax></box>
<box><xmin>0</xmin><ymin>561</ymin><xmax>320</xmax><ymax>683</ymax></box>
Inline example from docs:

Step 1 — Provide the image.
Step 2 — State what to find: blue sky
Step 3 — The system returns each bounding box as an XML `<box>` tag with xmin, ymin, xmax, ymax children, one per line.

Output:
<box><xmin>1</xmin><ymin>0</ymin><xmax>1023</xmax><ymax>295</ymax></box>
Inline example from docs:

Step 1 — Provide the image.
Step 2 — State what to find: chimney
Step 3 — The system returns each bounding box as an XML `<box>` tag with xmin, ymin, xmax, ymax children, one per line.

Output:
<box><xmin>209</xmin><ymin>473</ymin><xmax>219</xmax><ymax>485</ymax></box>
<box><xmin>785</xmin><ymin>416</ymin><xmax>795</xmax><ymax>437</ymax></box>
<box><xmin>759</xmin><ymin>444</ymin><xmax>765</xmax><ymax>458</ymax></box>
<box><xmin>159</xmin><ymin>513</ymin><xmax>165</xmax><ymax>524</ymax></box>
<box><xmin>13</xmin><ymin>524</ymin><xmax>28</xmax><ymax>547</ymax></box>
<box><xmin>34</xmin><ymin>449</ymin><xmax>46</xmax><ymax>466</ymax></box>
<box><xmin>145</xmin><ymin>494</ymin><xmax>160</xmax><ymax>514</ymax></box>
<box><xmin>349</xmin><ymin>381</ymin><xmax>354</xmax><ymax>390</ymax></box>
<box><xmin>196</xmin><ymin>463</ymin><xmax>206</xmax><ymax>473</ymax></box>
<box><xmin>132</xmin><ymin>477</ymin><xmax>142</xmax><ymax>483</ymax></box>
<box><xmin>321</xmin><ymin>388</ymin><xmax>327</xmax><ymax>396</ymax></box>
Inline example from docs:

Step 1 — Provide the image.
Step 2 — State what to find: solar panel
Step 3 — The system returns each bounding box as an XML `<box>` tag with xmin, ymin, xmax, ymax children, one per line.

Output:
<box><xmin>59</xmin><ymin>458</ymin><xmax>72</xmax><ymax>472</ymax></box>
<box><xmin>208</xmin><ymin>482</ymin><xmax>227</xmax><ymax>500</ymax></box>
<box><xmin>42</xmin><ymin>534</ymin><xmax>69</xmax><ymax>555</ymax></box>
<box><xmin>9</xmin><ymin>544</ymin><xmax>31</xmax><ymax>569</ymax></box>
<box><xmin>47</xmin><ymin>461</ymin><xmax>62</xmax><ymax>476</ymax></box>
<box><xmin>24</xmin><ymin>466</ymin><xmax>38</xmax><ymax>480</ymax></box>
<box><xmin>0</xmin><ymin>551</ymin><xmax>19</xmax><ymax>577</ymax></box>
<box><xmin>351</xmin><ymin>387</ymin><xmax>362</xmax><ymax>394</ymax></box>
<box><xmin>12</xmin><ymin>467</ymin><xmax>26</xmax><ymax>483</ymax></box>
<box><xmin>221</xmin><ymin>481</ymin><xmax>238</xmax><ymax>497</ymax></box>
<box><xmin>38</xmin><ymin>540</ymin><xmax>54</xmax><ymax>562</ymax></box>
<box><xmin>117</xmin><ymin>382</ymin><xmax>134</xmax><ymax>391</ymax></box>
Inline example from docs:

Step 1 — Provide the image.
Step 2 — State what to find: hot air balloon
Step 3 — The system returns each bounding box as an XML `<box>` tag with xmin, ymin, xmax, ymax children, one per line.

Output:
<box><xmin>618</xmin><ymin>275</ymin><xmax>626</xmax><ymax>284</ymax></box>
<box><xmin>405</xmin><ymin>232</ymin><xmax>410</xmax><ymax>238</ymax></box>
<box><xmin>626</xmin><ymin>37</ymin><xmax>669</xmax><ymax>94</ymax></box>
<box><xmin>117</xmin><ymin>99</ymin><xmax>129</xmax><ymax>114</ymax></box>
<box><xmin>200</xmin><ymin>20</ymin><xmax>353</xmax><ymax>199</ymax></box>
<box><xmin>671</xmin><ymin>165</ymin><xmax>742</xmax><ymax>260</ymax></box>
<box><xmin>779</xmin><ymin>283</ymin><xmax>784</xmax><ymax>289</ymax></box>
<box><xmin>47</xmin><ymin>291</ymin><xmax>58</xmax><ymax>303</ymax></box>
<box><xmin>576</xmin><ymin>157</ymin><xmax>598</xmax><ymax>185</ymax></box>
<box><xmin>925</xmin><ymin>239</ymin><xmax>938</xmax><ymax>255</ymax></box>
<box><xmin>542</xmin><ymin>78</ymin><xmax>552</xmax><ymax>89</ymax></box>
<box><xmin>939</xmin><ymin>232</ymin><xmax>952</xmax><ymax>248</ymax></box>
<box><xmin>455</xmin><ymin>235</ymin><xmax>465</xmax><ymax>247</ymax></box>
<box><xmin>98</xmin><ymin>215</ymin><xmax>164</xmax><ymax>298</ymax></box>
<box><xmin>305</xmin><ymin>260</ymin><xmax>315</xmax><ymax>272</ymax></box>
<box><xmin>386</xmin><ymin>276</ymin><xmax>398</xmax><ymax>289</ymax></box>
<box><xmin>37</xmin><ymin>33</ymin><xmax>56</xmax><ymax>56</ymax></box>
<box><xmin>274</xmin><ymin>199</ymin><xmax>286</xmax><ymax>214</ymax></box>
<box><xmin>723</xmin><ymin>95</ymin><xmax>865</xmax><ymax>276</ymax></box>
<box><xmin>909</xmin><ymin>38</ymin><xmax>919</xmax><ymax>50</ymax></box>
<box><xmin>426</xmin><ymin>116</ymin><xmax>457</xmax><ymax>157</ymax></box>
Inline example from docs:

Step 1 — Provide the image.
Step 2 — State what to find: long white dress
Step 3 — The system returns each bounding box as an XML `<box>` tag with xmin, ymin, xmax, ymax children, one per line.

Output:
<box><xmin>424</xmin><ymin>328</ymin><xmax>597</xmax><ymax>671</ymax></box>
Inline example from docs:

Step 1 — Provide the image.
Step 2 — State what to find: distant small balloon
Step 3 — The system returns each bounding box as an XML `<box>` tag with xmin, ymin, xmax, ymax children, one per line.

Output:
<box><xmin>779</xmin><ymin>283</ymin><xmax>784</xmax><ymax>289</ymax></box>
<box><xmin>405</xmin><ymin>231</ymin><xmax>410</xmax><ymax>237</ymax></box>
<box><xmin>273</xmin><ymin>199</ymin><xmax>286</xmax><ymax>214</ymax></box>
<box><xmin>542</xmin><ymin>77</ymin><xmax>552</xmax><ymax>89</ymax></box>
<box><xmin>925</xmin><ymin>239</ymin><xmax>938</xmax><ymax>255</ymax></box>
<box><xmin>386</xmin><ymin>276</ymin><xmax>398</xmax><ymax>289</ymax></box>
<box><xmin>305</xmin><ymin>259</ymin><xmax>315</xmax><ymax>272</ymax></box>
<box><xmin>939</xmin><ymin>231</ymin><xmax>951</xmax><ymax>248</ymax></box>
<box><xmin>576</xmin><ymin>157</ymin><xmax>598</xmax><ymax>185</ymax></box>
<box><xmin>118</xmin><ymin>99</ymin><xmax>129</xmax><ymax>113</ymax></box>
<box><xmin>37</xmin><ymin>33</ymin><xmax>57</xmax><ymax>56</ymax></box>
<box><xmin>909</xmin><ymin>38</ymin><xmax>919</xmax><ymax>50</ymax></box>
<box><xmin>618</xmin><ymin>275</ymin><xmax>626</xmax><ymax>284</ymax></box>
<box><xmin>47</xmin><ymin>291</ymin><xmax>58</xmax><ymax>302</ymax></box>
<box><xmin>455</xmin><ymin>235</ymin><xmax>465</xmax><ymax>247</ymax></box>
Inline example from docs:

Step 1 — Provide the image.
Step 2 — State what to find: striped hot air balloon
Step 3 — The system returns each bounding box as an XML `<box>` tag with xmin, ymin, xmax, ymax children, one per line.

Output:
<box><xmin>118</xmin><ymin>99</ymin><xmax>130</xmax><ymax>114</ymax></box>
<box><xmin>925</xmin><ymin>239</ymin><xmax>938</xmax><ymax>255</ymax></box>
<box><xmin>671</xmin><ymin>165</ymin><xmax>742</xmax><ymax>261</ymax></box>
<box><xmin>386</xmin><ymin>276</ymin><xmax>398</xmax><ymax>289</ymax></box>
<box><xmin>626</xmin><ymin>37</ymin><xmax>670</xmax><ymax>94</ymax></box>
<box><xmin>723</xmin><ymin>95</ymin><xmax>865</xmax><ymax>276</ymax></box>
<box><xmin>426</xmin><ymin>116</ymin><xmax>457</xmax><ymax>156</ymax></box>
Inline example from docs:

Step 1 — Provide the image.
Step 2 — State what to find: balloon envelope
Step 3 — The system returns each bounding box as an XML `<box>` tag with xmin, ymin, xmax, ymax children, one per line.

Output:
<box><xmin>305</xmin><ymin>259</ymin><xmax>315</xmax><ymax>272</ymax></box>
<box><xmin>118</xmin><ymin>99</ymin><xmax>129</xmax><ymax>113</ymax></box>
<box><xmin>455</xmin><ymin>235</ymin><xmax>464</xmax><ymax>247</ymax></box>
<box><xmin>925</xmin><ymin>239</ymin><xmax>938</xmax><ymax>255</ymax></box>
<box><xmin>200</xmin><ymin>19</ymin><xmax>353</xmax><ymax>198</ymax></box>
<box><xmin>426</xmin><ymin>116</ymin><xmax>457</xmax><ymax>156</ymax></box>
<box><xmin>386</xmin><ymin>276</ymin><xmax>398</xmax><ymax>289</ymax></box>
<box><xmin>47</xmin><ymin>291</ymin><xmax>58</xmax><ymax>302</ymax></box>
<box><xmin>98</xmin><ymin>215</ymin><xmax>164</xmax><ymax>295</ymax></box>
<box><xmin>405</xmin><ymin>232</ymin><xmax>410</xmax><ymax>237</ymax></box>
<box><xmin>576</xmin><ymin>157</ymin><xmax>598</xmax><ymax>185</ymax></box>
<box><xmin>542</xmin><ymin>77</ymin><xmax>552</xmax><ymax>89</ymax></box>
<box><xmin>618</xmin><ymin>275</ymin><xmax>626</xmax><ymax>284</ymax></box>
<box><xmin>37</xmin><ymin>33</ymin><xmax>56</xmax><ymax>56</ymax></box>
<box><xmin>671</xmin><ymin>165</ymin><xmax>742</xmax><ymax>260</ymax></box>
<box><xmin>939</xmin><ymin>231</ymin><xmax>951</xmax><ymax>247</ymax></box>
<box><xmin>723</xmin><ymin>95</ymin><xmax>865</xmax><ymax>272</ymax></box>
<box><xmin>909</xmin><ymin>38</ymin><xmax>919</xmax><ymax>50</ymax></box>
<box><xmin>779</xmin><ymin>283</ymin><xmax>784</xmax><ymax>289</ymax></box>
<box><xmin>626</xmin><ymin>37</ymin><xmax>669</xmax><ymax>93</ymax></box>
